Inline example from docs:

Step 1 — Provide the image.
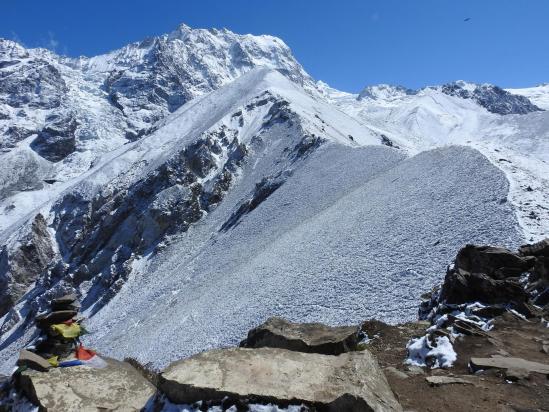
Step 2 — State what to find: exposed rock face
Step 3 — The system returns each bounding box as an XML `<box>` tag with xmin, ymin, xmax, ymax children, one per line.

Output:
<box><xmin>0</xmin><ymin>214</ymin><xmax>54</xmax><ymax>318</ymax></box>
<box><xmin>440</xmin><ymin>82</ymin><xmax>543</xmax><ymax>115</ymax></box>
<box><xmin>440</xmin><ymin>271</ymin><xmax>528</xmax><ymax>305</ymax></box>
<box><xmin>0</xmin><ymin>41</ymin><xmax>67</xmax><ymax>111</ymax></box>
<box><xmin>518</xmin><ymin>238</ymin><xmax>549</xmax><ymax>257</ymax></box>
<box><xmin>357</xmin><ymin>84</ymin><xmax>417</xmax><ymax>101</ymax></box>
<box><xmin>520</xmin><ymin>239</ymin><xmax>549</xmax><ymax>285</ymax></box>
<box><xmin>240</xmin><ymin>317</ymin><xmax>360</xmax><ymax>355</ymax></box>
<box><xmin>454</xmin><ymin>244</ymin><xmax>534</xmax><ymax>279</ymax></box>
<box><xmin>160</xmin><ymin>347</ymin><xmax>402</xmax><ymax>411</ymax></box>
<box><xmin>91</xmin><ymin>24</ymin><xmax>314</xmax><ymax>134</ymax></box>
<box><xmin>31</xmin><ymin>113</ymin><xmax>78</xmax><ymax>162</ymax></box>
<box><xmin>438</xmin><ymin>244</ymin><xmax>537</xmax><ymax>305</ymax></box>
<box><xmin>436</xmin><ymin>241</ymin><xmax>549</xmax><ymax>307</ymax></box>
<box><xmin>15</xmin><ymin>358</ymin><xmax>155</xmax><ymax>411</ymax></box>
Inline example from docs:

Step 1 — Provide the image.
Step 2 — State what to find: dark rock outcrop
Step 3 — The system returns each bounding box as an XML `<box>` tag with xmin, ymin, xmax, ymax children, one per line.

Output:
<box><xmin>440</xmin><ymin>271</ymin><xmax>527</xmax><ymax>305</ymax></box>
<box><xmin>30</xmin><ymin>114</ymin><xmax>78</xmax><ymax>162</ymax></box>
<box><xmin>435</xmin><ymin>243</ymin><xmax>544</xmax><ymax>306</ymax></box>
<box><xmin>441</xmin><ymin>82</ymin><xmax>543</xmax><ymax>115</ymax></box>
<box><xmin>454</xmin><ymin>244</ymin><xmax>534</xmax><ymax>279</ymax></box>
<box><xmin>240</xmin><ymin>317</ymin><xmax>360</xmax><ymax>355</ymax></box>
<box><xmin>519</xmin><ymin>238</ymin><xmax>549</xmax><ymax>257</ymax></box>
<box><xmin>0</xmin><ymin>214</ymin><xmax>55</xmax><ymax>318</ymax></box>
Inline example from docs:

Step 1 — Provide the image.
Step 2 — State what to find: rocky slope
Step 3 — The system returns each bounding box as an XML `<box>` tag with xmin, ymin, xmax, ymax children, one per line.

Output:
<box><xmin>0</xmin><ymin>23</ymin><xmax>547</xmax><ymax>377</ymax></box>
<box><xmin>1</xmin><ymin>240</ymin><xmax>548</xmax><ymax>411</ymax></box>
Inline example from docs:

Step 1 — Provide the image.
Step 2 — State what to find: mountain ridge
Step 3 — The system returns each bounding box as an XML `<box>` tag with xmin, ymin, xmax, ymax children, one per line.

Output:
<box><xmin>0</xmin><ymin>23</ymin><xmax>547</xmax><ymax>375</ymax></box>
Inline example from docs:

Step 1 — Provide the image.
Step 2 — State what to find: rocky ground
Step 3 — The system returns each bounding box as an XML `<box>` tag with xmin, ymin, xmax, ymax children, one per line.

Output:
<box><xmin>0</xmin><ymin>239</ymin><xmax>548</xmax><ymax>411</ymax></box>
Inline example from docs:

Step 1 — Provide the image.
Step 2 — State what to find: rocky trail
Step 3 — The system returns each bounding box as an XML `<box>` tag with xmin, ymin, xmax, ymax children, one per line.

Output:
<box><xmin>0</xmin><ymin>239</ymin><xmax>548</xmax><ymax>411</ymax></box>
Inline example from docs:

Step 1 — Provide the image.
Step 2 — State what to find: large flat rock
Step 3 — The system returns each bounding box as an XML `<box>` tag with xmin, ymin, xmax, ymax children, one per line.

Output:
<box><xmin>240</xmin><ymin>317</ymin><xmax>360</xmax><ymax>355</ymax></box>
<box><xmin>470</xmin><ymin>357</ymin><xmax>549</xmax><ymax>375</ymax></box>
<box><xmin>16</xmin><ymin>357</ymin><xmax>155</xmax><ymax>411</ymax></box>
<box><xmin>160</xmin><ymin>347</ymin><xmax>401</xmax><ymax>411</ymax></box>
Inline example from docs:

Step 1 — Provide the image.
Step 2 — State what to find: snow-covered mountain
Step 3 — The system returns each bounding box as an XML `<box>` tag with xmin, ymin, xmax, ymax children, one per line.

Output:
<box><xmin>507</xmin><ymin>83</ymin><xmax>549</xmax><ymax>110</ymax></box>
<box><xmin>0</xmin><ymin>24</ymin><xmax>547</xmax><ymax>372</ymax></box>
<box><xmin>328</xmin><ymin>81</ymin><xmax>549</xmax><ymax>241</ymax></box>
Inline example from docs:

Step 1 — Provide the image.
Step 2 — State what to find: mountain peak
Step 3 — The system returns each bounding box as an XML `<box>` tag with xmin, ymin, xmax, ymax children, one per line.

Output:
<box><xmin>167</xmin><ymin>22</ymin><xmax>193</xmax><ymax>40</ymax></box>
<box><xmin>357</xmin><ymin>84</ymin><xmax>417</xmax><ymax>101</ymax></box>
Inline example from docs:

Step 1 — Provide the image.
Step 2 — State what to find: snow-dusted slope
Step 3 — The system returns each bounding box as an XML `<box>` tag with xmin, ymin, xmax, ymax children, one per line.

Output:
<box><xmin>0</xmin><ymin>66</ymin><xmax>521</xmax><ymax>372</ymax></box>
<box><xmin>84</xmin><ymin>145</ymin><xmax>518</xmax><ymax>370</ymax></box>
<box><xmin>331</xmin><ymin>83</ymin><xmax>549</xmax><ymax>241</ymax></box>
<box><xmin>0</xmin><ymin>24</ymin><xmax>314</xmax><ymax>235</ymax></box>
<box><xmin>0</xmin><ymin>23</ymin><xmax>543</xmax><ymax>373</ymax></box>
<box><xmin>0</xmin><ymin>68</ymin><xmax>381</xmax><ymax>370</ymax></box>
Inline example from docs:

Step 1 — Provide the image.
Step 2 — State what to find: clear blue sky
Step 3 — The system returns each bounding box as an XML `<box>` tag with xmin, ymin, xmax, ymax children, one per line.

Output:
<box><xmin>2</xmin><ymin>0</ymin><xmax>548</xmax><ymax>92</ymax></box>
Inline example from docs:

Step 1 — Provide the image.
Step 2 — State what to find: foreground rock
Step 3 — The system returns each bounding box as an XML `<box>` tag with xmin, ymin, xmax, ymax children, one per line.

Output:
<box><xmin>16</xmin><ymin>350</ymin><xmax>51</xmax><ymax>373</ymax></box>
<box><xmin>160</xmin><ymin>347</ymin><xmax>401</xmax><ymax>411</ymax></box>
<box><xmin>15</xmin><ymin>358</ymin><xmax>155</xmax><ymax>411</ymax></box>
<box><xmin>240</xmin><ymin>317</ymin><xmax>360</xmax><ymax>355</ymax></box>
<box><xmin>454</xmin><ymin>244</ymin><xmax>534</xmax><ymax>279</ymax></box>
<box><xmin>470</xmin><ymin>357</ymin><xmax>549</xmax><ymax>375</ymax></box>
<box><xmin>436</xmin><ymin>240</ymin><xmax>549</xmax><ymax>308</ymax></box>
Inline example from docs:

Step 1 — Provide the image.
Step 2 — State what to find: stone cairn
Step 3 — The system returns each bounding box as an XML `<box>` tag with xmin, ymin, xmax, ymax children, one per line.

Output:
<box><xmin>16</xmin><ymin>293</ymin><xmax>83</xmax><ymax>372</ymax></box>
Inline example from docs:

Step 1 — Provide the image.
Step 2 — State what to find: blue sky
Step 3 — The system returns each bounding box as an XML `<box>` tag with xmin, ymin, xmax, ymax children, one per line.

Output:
<box><xmin>2</xmin><ymin>0</ymin><xmax>548</xmax><ymax>92</ymax></box>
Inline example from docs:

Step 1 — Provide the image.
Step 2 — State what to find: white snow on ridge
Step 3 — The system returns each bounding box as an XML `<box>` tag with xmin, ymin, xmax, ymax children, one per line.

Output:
<box><xmin>0</xmin><ymin>68</ymin><xmax>375</xmax><ymax>236</ymax></box>
<box><xmin>331</xmin><ymin>86</ymin><xmax>549</xmax><ymax>241</ymax></box>
<box><xmin>508</xmin><ymin>84</ymin><xmax>549</xmax><ymax>110</ymax></box>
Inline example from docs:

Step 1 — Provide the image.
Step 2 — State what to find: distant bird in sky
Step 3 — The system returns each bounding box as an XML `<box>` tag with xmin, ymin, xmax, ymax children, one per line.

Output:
<box><xmin>464</xmin><ymin>17</ymin><xmax>471</xmax><ymax>22</ymax></box>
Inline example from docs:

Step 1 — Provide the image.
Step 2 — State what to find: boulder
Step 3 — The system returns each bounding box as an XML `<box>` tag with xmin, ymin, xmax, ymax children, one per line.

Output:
<box><xmin>384</xmin><ymin>367</ymin><xmax>409</xmax><ymax>380</ymax></box>
<box><xmin>240</xmin><ymin>317</ymin><xmax>360</xmax><ymax>355</ymax></box>
<box><xmin>518</xmin><ymin>239</ymin><xmax>549</xmax><ymax>257</ymax></box>
<box><xmin>35</xmin><ymin>310</ymin><xmax>77</xmax><ymax>329</ymax></box>
<box><xmin>455</xmin><ymin>244</ymin><xmax>534</xmax><ymax>279</ymax></box>
<box><xmin>51</xmin><ymin>293</ymin><xmax>77</xmax><ymax>305</ymax></box>
<box><xmin>469</xmin><ymin>357</ymin><xmax>549</xmax><ymax>375</ymax></box>
<box><xmin>16</xmin><ymin>357</ymin><xmax>155</xmax><ymax>411</ymax></box>
<box><xmin>504</xmin><ymin>368</ymin><xmax>530</xmax><ymax>381</ymax></box>
<box><xmin>51</xmin><ymin>293</ymin><xmax>80</xmax><ymax>312</ymax></box>
<box><xmin>160</xmin><ymin>347</ymin><xmax>402</xmax><ymax>411</ymax></box>
<box><xmin>16</xmin><ymin>350</ymin><xmax>51</xmax><ymax>372</ymax></box>
<box><xmin>425</xmin><ymin>376</ymin><xmax>475</xmax><ymax>386</ymax></box>
<box><xmin>471</xmin><ymin>304</ymin><xmax>507</xmax><ymax>318</ymax></box>
<box><xmin>440</xmin><ymin>271</ymin><xmax>527</xmax><ymax>304</ymax></box>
